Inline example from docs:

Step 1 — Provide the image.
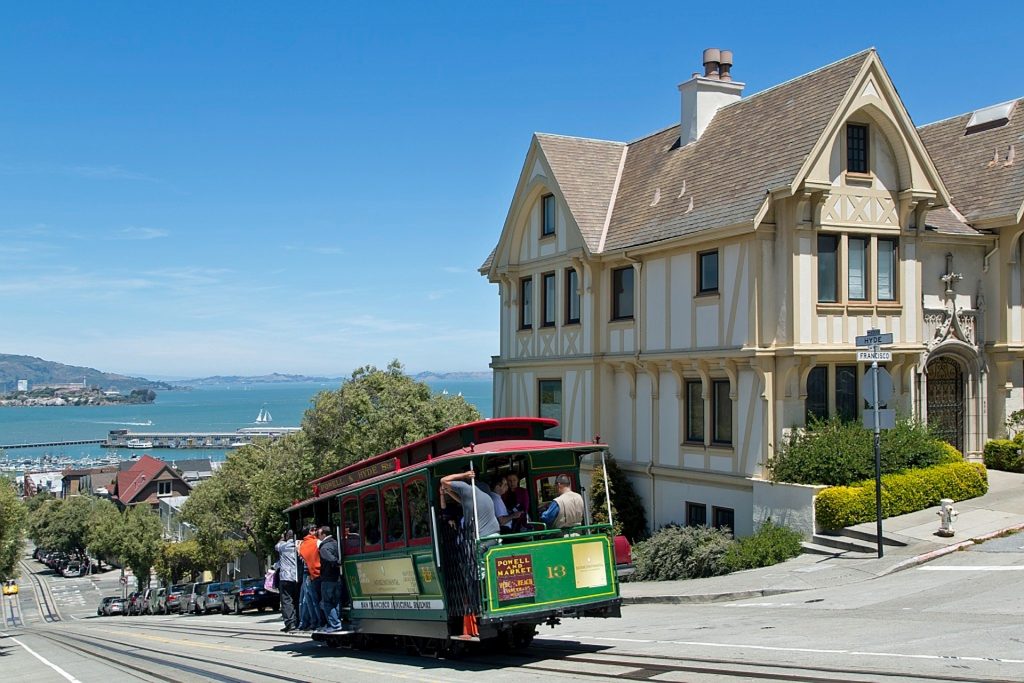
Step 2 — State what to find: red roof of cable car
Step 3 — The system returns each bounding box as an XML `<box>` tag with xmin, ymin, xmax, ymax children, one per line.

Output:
<box><xmin>284</xmin><ymin>418</ymin><xmax>606</xmax><ymax>513</ymax></box>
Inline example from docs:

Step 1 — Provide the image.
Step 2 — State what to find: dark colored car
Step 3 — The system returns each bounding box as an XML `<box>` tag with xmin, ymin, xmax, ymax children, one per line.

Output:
<box><xmin>165</xmin><ymin>583</ymin><xmax>189</xmax><ymax>614</ymax></box>
<box><xmin>222</xmin><ymin>578</ymin><xmax>279</xmax><ymax>614</ymax></box>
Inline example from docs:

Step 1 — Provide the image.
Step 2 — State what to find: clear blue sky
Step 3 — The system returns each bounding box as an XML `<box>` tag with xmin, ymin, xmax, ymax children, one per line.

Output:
<box><xmin>1</xmin><ymin>2</ymin><xmax>1020</xmax><ymax>378</ymax></box>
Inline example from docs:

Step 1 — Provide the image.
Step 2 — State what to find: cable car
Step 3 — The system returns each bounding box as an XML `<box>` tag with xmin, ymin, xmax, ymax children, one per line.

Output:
<box><xmin>285</xmin><ymin>417</ymin><xmax>622</xmax><ymax>654</ymax></box>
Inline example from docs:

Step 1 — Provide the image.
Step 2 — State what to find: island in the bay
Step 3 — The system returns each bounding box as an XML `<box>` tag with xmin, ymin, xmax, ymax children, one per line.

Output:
<box><xmin>0</xmin><ymin>353</ymin><xmax>172</xmax><ymax>406</ymax></box>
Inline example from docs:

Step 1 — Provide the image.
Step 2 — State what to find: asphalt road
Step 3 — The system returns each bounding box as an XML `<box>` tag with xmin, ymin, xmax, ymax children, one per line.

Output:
<box><xmin>3</xmin><ymin>535</ymin><xmax>1022</xmax><ymax>682</ymax></box>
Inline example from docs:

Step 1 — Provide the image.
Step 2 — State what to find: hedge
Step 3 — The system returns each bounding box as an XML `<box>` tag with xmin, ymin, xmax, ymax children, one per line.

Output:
<box><xmin>983</xmin><ymin>439</ymin><xmax>1024</xmax><ymax>473</ymax></box>
<box><xmin>815</xmin><ymin>461</ymin><xmax>988</xmax><ymax>530</ymax></box>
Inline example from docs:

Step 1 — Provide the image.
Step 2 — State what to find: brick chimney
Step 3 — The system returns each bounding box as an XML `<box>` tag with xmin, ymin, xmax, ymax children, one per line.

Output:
<box><xmin>678</xmin><ymin>48</ymin><xmax>744</xmax><ymax>146</ymax></box>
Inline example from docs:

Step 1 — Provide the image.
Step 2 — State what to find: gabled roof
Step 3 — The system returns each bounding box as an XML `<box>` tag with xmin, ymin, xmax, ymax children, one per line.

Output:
<box><xmin>603</xmin><ymin>50</ymin><xmax>872</xmax><ymax>251</ymax></box>
<box><xmin>534</xmin><ymin>134</ymin><xmax>626</xmax><ymax>251</ymax></box>
<box><xmin>114</xmin><ymin>454</ymin><xmax>178</xmax><ymax>504</ymax></box>
<box><xmin>926</xmin><ymin>206</ymin><xmax>982</xmax><ymax>235</ymax></box>
<box><xmin>918</xmin><ymin>99</ymin><xmax>1024</xmax><ymax>225</ymax></box>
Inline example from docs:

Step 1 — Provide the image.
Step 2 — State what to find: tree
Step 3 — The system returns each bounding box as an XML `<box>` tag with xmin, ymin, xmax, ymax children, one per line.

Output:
<box><xmin>121</xmin><ymin>505</ymin><xmax>163</xmax><ymax>591</ymax></box>
<box><xmin>0</xmin><ymin>478</ymin><xmax>27</xmax><ymax>579</ymax></box>
<box><xmin>86</xmin><ymin>498</ymin><xmax>125</xmax><ymax>566</ymax></box>
<box><xmin>35</xmin><ymin>495</ymin><xmax>94</xmax><ymax>553</ymax></box>
<box><xmin>155</xmin><ymin>540</ymin><xmax>204</xmax><ymax>584</ymax></box>
<box><xmin>182</xmin><ymin>360</ymin><xmax>481</xmax><ymax>566</ymax></box>
<box><xmin>589</xmin><ymin>454</ymin><xmax>648</xmax><ymax>542</ymax></box>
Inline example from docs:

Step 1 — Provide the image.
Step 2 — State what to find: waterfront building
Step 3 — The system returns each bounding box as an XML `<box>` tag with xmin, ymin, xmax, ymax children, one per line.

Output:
<box><xmin>481</xmin><ymin>47</ymin><xmax>1024</xmax><ymax>536</ymax></box>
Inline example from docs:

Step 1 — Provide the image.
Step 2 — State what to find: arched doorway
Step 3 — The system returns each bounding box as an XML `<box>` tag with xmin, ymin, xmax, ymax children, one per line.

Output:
<box><xmin>926</xmin><ymin>356</ymin><xmax>964</xmax><ymax>452</ymax></box>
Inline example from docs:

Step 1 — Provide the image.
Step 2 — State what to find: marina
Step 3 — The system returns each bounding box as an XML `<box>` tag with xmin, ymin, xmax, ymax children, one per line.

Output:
<box><xmin>103</xmin><ymin>427</ymin><xmax>300</xmax><ymax>450</ymax></box>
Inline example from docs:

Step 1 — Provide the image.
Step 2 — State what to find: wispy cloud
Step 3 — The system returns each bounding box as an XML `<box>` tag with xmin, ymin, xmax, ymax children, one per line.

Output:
<box><xmin>442</xmin><ymin>266</ymin><xmax>469</xmax><ymax>274</ymax></box>
<box><xmin>0</xmin><ymin>162</ymin><xmax>158</xmax><ymax>182</ymax></box>
<box><xmin>284</xmin><ymin>244</ymin><xmax>344</xmax><ymax>255</ymax></box>
<box><xmin>111</xmin><ymin>227</ymin><xmax>169</xmax><ymax>240</ymax></box>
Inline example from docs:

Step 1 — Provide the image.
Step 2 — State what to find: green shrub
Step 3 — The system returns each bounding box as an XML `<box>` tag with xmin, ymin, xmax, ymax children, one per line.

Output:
<box><xmin>629</xmin><ymin>525</ymin><xmax>733</xmax><ymax>581</ymax></box>
<box><xmin>722</xmin><ymin>521</ymin><xmax>804</xmax><ymax>571</ymax></box>
<box><xmin>815</xmin><ymin>461</ymin><xmax>988</xmax><ymax>530</ymax></box>
<box><xmin>937</xmin><ymin>441</ymin><xmax>964</xmax><ymax>463</ymax></box>
<box><xmin>768</xmin><ymin>416</ymin><xmax>951</xmax><ymax>486</ymax></box>
<box><xmin>983</xmin><ymin>439</ymin><xmax>1024</xmax><ymax>473</ymax></box>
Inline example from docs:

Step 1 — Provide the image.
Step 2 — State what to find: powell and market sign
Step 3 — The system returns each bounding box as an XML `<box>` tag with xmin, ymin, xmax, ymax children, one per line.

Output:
<box><xmin>313</xmin><ymin>457</ymin><xmax>400</xmax><ymax>495</ymax></box>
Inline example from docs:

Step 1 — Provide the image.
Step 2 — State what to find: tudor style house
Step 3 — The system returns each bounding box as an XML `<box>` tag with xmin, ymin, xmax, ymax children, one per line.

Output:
<box><xmin>481</xmin><ymin>48</ymin><xmax>1024</xmax><ymax>536</ymax></box>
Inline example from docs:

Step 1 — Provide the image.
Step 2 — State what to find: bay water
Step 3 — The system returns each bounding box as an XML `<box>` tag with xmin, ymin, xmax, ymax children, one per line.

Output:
<box><xmin>0</xmin><ymin>380</ymin><xmax>492</xmax><ymax>466</ymax></box>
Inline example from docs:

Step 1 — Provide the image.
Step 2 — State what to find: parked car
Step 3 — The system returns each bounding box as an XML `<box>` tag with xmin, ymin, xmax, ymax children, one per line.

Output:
<box><xmin>165</xmin><ymin>583</ymin><xmax>189</xmax><ymax>614</ymax></box>
<box><xmin>222</xmin><ymin>577</ymin><xmax>279</xmax><ymax>614</ymax></box>
<box><xmin>62</xmin><ymin>561</ymin><xmax>82</xmax><ymax>578</ymax></box>
<box><xmin>128</xmin><ymin>591</ymin><xmax>151</xmax><ymax>616</ymax></box>
<box><xmin>195</xmin><ymin>582</ymin><xmax>230</xmax><ymax>614</ymax></box>
<box><xmin>2</xmin><ymin>580</ymin><xmax>18</xmax><ymax>596</ymax></box>
<box><xmin>614</xmin><ymin>535</ymin><xmax>634</xmax><ymax>579</ymax></box>
<box><xmin>99</xmin><ymin>597</ymin><xmax>126</xmax><ymax>616</ymax></box>
<box><xmin>147</xmin><ymin>587</ymin><xmax>166</xmax><ymax>615</ymax></box>
<box><xmin>182</xmin><ymin>582</ymin><xmax>210</xmax><ymax>615</ymax></box>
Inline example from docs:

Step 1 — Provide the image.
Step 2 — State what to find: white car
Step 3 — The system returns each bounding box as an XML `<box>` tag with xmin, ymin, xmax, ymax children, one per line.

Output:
<box><xmin>62</xmin><ymin>562</ymin><xmax>81</xmax><ymax>578</ymax></box>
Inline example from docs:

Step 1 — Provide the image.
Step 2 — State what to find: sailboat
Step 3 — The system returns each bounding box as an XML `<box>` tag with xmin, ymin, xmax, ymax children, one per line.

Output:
<box><xmin>255</xmin><ymin>406</ymin><xmax>273</xmax><ymax>424</ymax></box>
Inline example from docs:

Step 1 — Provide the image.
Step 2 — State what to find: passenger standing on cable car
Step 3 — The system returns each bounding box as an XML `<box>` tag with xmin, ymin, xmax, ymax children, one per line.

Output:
<box><xmin>489</xmin><ymin>476</ymin><xmax>522</xmax><ymax>533</ymax></box>
<box><xmin>275</xmin><ymin>530</ymin><xmax>299</xmax><ymax>632</ymax></box>
<box><xmin>539</xmin><ymin>474</ymin><xmax>584</xmax><ymax>529</ymax></box>
<box><xmin>440</xmin><ymin>470</ymin><xmax>500</xmax><ymax>539</ymax></box>
<box><xmin>317</xmin><ymin>526</ymin><xmax>343</xmax><ymax>633</ymax></box>
<box><xmin>297</xmin><ymin>524</ymin><xmax>322</xmax><ymax>631</ymax></box>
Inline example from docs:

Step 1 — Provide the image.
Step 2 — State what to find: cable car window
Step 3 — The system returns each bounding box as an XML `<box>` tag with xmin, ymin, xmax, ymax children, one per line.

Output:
<box><xmin>383</xmin><ymin>486</ymin><xmax>405</xmax><ymax>547</ymax></box>
<box><xmin>361</xmin><ymin>492</ymin><xmax>382</xmax><ymax>550</ymax></box>
<box><xmin>405</xmin><ymin>477</ymin><xmax>431</xmax><ymax>543</ymax></box>
<box><xmin>342</xmin><ymin>497</ymin><xmax>361</xmax><ymax>555</ymax></box>
<box><xmin>533</xmin><ymin>472</ymin><xmax>574</xmax><ymax>510</ymax></box>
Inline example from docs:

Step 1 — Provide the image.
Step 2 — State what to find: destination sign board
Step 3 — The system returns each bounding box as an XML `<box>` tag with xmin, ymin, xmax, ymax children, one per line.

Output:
<box><xmin>855</xmin><ymin>332</ymin><xmax>893</xmax><ymax>347</ymax></box>
<box><xmin>315</xmin><ymin>457</ymin><xmax>399</xmax><ymax>495</ymax></box>
<box><xmin>857</xmin><ymin>350</ymin><xmax>892</xmax><ymax>362</ymax></box>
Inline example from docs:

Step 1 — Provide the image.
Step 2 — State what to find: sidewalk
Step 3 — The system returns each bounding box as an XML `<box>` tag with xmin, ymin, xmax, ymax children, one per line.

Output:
<box><xmin>621</xmin><ymin>469</ymin><xmax>1024</xmax><ymax>604</ymax></box>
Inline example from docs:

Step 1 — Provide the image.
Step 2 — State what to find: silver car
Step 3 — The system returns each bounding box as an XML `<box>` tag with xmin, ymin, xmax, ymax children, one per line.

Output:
<box><xmin>195</xmin><ymin>581</ymin><xmax>230</xmax><ymax>614</ymax></box>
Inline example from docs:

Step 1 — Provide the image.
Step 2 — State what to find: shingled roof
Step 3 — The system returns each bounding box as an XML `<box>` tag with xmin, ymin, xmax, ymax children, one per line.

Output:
<box><xmin>604</xmin><ymin>50</ymin><xmax>871</xmax><ymax>251</ymax></box>
<box><xmin>535</xmin><ymin>134</ymin><xmax>625</xmax><ymax>252</ymax></box>
<box><xmin>918</xmin><ymin>99</ymin><xmax>1024</xmax><ymax>225</ymax></box>
<box><xmin>114</xmin><ymin>454</ymin><xmax>173</xmax><ymax>505</ymax></box>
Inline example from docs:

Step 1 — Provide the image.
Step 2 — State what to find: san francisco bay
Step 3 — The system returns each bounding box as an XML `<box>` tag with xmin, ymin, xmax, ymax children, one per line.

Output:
<box><xmin>0</xmin><ymin>379</ymin><xmax>492</xmax><ymax>465</ymax></box>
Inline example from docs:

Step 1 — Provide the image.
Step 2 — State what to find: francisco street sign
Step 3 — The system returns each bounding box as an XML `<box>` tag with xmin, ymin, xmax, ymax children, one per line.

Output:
<box><xmin>855</xmin><ymin>332</ymin><xmax>894</xmax><ymax>347</ymax></box>
<box><xmin>857</xmin><ymin>350</ymin><xmax>892</xmax><ymax>362</ymax></box>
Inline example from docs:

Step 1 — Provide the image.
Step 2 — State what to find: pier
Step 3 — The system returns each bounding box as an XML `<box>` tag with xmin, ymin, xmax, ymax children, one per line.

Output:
<box><xmin>0</xmin><ymin>439</ymin><xmax>105</xmax><ymax>450</ymax></box>
<box><xmin>103</xmin><ymin>427</ymin><xmax>301</xmax><ymax>449</ymax></box>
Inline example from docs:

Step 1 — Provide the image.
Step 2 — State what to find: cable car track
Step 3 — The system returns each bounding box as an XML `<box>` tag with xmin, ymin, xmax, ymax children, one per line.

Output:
<box><xmin>30</xmin><ymin>628</ymin><xmax>316</xmax><ymax>683</ymax></box>
<box><xmin>2</xmin><ymin>586</ymin><xmax>24</xmax><ymax>628</ymax></box>
<box><xmin>21</xmin><ymin>558</ymin><xmax>61</xmax><ymax>623</ymax></box>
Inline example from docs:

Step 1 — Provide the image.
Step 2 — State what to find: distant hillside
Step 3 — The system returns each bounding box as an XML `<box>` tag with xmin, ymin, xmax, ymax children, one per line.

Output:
<box><xmin>0</xmin><ymin>354</ymin><xmax>174</xmax><ymax>392</ymax></box>
<box><xmin>174</xmin><ymin>373</ymin><xmax>342</xmax><ymax>386</ymax></box>
<box><xmin>413</xmin><ymin>371</ymin><xmax>491</xmax><ymax>382</ymax></box>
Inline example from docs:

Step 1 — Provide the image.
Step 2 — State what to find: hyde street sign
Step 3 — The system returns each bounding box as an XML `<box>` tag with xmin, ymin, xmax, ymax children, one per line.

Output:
<box><xmin>856</xmin><ymin>332</ymin><xmax>893</xmax><ymax>347</ymax></box>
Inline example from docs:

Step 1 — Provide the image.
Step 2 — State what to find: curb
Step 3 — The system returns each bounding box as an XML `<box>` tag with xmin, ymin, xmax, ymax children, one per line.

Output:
<box><xmin>622</xmin><ymin>588</ymin><xmax>799</xmax><ymax>605</ymax></box>
<box><xmin>882</xmin><ymin>521</ymin><xmax>1024</xmax><ymax>576</ymax></box>
<box><xmin>621</xmin><ymin>522</ymin><xmax>1024</xmax><ymax>605</ymax></box>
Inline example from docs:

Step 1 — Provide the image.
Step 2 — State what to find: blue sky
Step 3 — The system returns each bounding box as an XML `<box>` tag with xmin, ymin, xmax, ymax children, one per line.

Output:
<box><xmin>0</xmin><ymin>2</ymin><xmax>1020</xmax><ymax>378</ymax></box>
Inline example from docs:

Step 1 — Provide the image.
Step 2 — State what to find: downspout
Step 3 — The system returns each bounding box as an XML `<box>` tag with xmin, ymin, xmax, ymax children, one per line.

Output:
<box><xmin>983</xmin><ymin>244</ymin><xmax>998</xmax><ymax>273</ymax></box>
<box><xmin>645</xmin><ymin>461</ymin><xmax>655</xmax><ymax>530</ymax></box>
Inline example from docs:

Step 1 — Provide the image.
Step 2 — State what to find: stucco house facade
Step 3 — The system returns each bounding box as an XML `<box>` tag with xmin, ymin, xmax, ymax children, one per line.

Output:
<box><xmin>481</xmin><ymin>48</ymin><xmax>1024</xmax><ymax>536</ymax></box>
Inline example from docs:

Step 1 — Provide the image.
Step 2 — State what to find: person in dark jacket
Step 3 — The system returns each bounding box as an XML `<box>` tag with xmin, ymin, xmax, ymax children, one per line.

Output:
<box><xmin>317</xmin><ymin>526</ymin><xmax>343</xmax><ymax>632</ymax></box>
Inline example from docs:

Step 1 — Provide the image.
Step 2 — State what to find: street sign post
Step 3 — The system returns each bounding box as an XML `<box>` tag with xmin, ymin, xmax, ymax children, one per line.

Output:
<box><xmin>855</xmin><ymin>328</ymin><xmax>891</xmax><ymax>559</ymax></box>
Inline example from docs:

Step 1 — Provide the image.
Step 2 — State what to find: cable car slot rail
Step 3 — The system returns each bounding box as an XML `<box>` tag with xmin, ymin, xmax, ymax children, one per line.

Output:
<box><xmin>21</xmin><ymin>558</ymin><xmax>61</xmax><ymax>623</ymax></box>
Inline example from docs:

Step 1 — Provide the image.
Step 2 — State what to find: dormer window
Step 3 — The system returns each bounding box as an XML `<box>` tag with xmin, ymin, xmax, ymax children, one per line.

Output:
<box><xmin>847</xmin><ymin>123</ymin><xmax>869</xmax><ymax>174</ymax></box>
<box><xmin>542</xmin><ymin>194</ymin><xmax>556</xmax><ymax>237</ymax></box>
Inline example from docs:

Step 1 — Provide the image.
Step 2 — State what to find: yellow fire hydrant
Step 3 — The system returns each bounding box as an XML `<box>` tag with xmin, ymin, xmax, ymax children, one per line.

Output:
<box><xmin>936</xmin><ymin>498</ymin><xmax>958</xmax><ymax>537</ymax></box>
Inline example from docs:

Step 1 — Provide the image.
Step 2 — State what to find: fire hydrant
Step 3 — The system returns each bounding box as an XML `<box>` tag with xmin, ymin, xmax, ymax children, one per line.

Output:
<box><xmin>936</xmin><ymin>498</ymin><xmax>958</xmax><ymax>537</ymax></box>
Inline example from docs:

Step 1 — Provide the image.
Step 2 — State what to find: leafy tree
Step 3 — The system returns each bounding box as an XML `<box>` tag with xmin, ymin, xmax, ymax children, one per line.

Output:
<box><xmin>182</xmin><ymin>361</ymin><xmax>480</xmax><ymax>567</ymax></box>
<box><xmin>41</xmin><ymin>495</ymin><xmax>95</xmax><ymax>553</ymax></box>
<box><xmin>0</xmin><ymin>478</ymin><xmax>27</xmax><ymax>579</ymax></box>
<box><xmin>589</xmin><ymin>454</ymin><xmax>648</xmax><ymax>542</ymax></box>
<box><xmin>155</xmin><ymin>540</ymin><xmax>204</xmax><ymax>584</ymax></box>
<box><xmin>86</xmin><ymin>498</ymin><xmax>125</xmax><ymax>566</ymax></box>
<box><xmin>121</xmin><ymin>505</ymin><xmax>163</xmax><ymax>591</ymax></box>
<box><xmin>25</xmin><ymin>490</ymin><xmax>55</xmax><ymax>514</ymax></box>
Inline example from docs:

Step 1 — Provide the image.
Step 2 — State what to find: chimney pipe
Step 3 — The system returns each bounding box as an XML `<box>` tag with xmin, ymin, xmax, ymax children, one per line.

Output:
<box><xmin>702</xmin><ymin>48</ymin><xmax>721</xmax><ymax>80</ymax></box>
<box><xmin>719</xmin><ymin>50</ymin><xmax>733</xmax><ymax>82</ymax></box>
